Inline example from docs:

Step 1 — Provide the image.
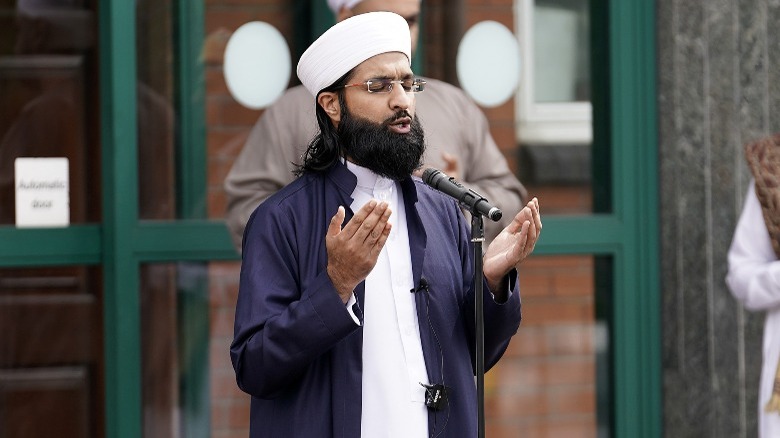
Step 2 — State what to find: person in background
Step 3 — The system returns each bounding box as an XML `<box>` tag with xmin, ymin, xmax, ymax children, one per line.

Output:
<box><xmin>726</xmin><ymin>133</ymin><xmax>780</xmax><ymax>438</ymax></box>
<box><xmin>230</xmin><ymin>12</ymin><xmax>541</xmax><ymax>437</ymax></box>
<box><xmin>223</xmin><ymin>0</ymin><xmax>527</xmax><ymax>252</ymax></box>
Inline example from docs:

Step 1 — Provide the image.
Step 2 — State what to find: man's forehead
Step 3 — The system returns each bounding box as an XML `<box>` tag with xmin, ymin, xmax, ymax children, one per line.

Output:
<box><xmin>353</xmin><ymin>52</ymin><xmax>413</xmax><ymax>77</ymax></box>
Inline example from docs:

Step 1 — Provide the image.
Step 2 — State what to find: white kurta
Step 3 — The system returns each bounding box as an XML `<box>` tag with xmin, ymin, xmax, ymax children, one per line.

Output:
<box><xmin>726</xmin><ymin>180</ymin><xmax>780</xmax><ymax>437</ymax></box>
<box><xmin>346</xmin><ymin>162</ymin><xmax>429</xmax><ymax>437</ymax></box>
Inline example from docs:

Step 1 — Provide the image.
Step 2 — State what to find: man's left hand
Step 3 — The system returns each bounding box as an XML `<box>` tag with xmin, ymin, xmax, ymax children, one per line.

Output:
<box><xmin>482</xmin><ymin>197</ymin><xmax>541</xmax><ymax>292</ymax></box>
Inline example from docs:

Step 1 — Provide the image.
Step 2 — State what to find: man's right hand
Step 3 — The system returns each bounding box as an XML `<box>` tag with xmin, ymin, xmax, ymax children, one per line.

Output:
<box><xmin>325</xmin><ymin>201</ymin><xmax>392</xmax><ymax>302</ymax></box>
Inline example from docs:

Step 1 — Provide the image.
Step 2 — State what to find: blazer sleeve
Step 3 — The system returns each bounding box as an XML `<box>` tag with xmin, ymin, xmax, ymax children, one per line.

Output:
<box><xmin>230</xmin><ymin>205</ymin><xmax>359</xmax><ymax>398</ymax></box>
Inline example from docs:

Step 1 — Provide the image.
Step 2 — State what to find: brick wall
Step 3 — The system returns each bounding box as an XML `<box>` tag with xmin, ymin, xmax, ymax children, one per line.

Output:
<box><xmin>204</xmin><ymin>2</ymin><xmax>292</xmax><ymax>436</ymax></box>
<box><xmin>204</xmin><ymin>2</ymin><xmax>597</xmax><ymax>437</ymax></box>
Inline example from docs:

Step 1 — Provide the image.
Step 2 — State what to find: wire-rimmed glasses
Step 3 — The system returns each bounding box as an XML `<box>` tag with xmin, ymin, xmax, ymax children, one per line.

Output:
<box><xmin>342</xmin><ymin>78</ymin><xmax>426</xmax><ymax>94</ymax></box>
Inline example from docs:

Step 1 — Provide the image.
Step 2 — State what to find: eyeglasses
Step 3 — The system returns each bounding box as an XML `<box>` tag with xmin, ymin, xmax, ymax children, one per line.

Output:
<box><xmin>342</xmin><ymin>78</ymin><xmax>426</xmax><ymax>94</ymax></box>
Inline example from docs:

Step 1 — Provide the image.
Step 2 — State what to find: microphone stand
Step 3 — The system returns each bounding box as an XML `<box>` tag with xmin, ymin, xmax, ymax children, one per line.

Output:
<box><xmin>471</xmin><ymin>213</ymin><xmax>486</xmax><ymax>438</ymax></box>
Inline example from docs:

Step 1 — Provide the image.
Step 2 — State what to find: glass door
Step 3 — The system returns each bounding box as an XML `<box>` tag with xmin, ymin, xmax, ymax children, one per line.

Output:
<box><xmin>0</xmin><ymin>1</ymin><xmax>104</xmax><ymax>436</ymax></box>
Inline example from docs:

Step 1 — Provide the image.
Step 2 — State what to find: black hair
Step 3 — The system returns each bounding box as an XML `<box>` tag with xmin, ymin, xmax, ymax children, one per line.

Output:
<box><xmin>293</xmin><ymin>69</ymin><xmax>354</xmax><ymax>176</ymax></box>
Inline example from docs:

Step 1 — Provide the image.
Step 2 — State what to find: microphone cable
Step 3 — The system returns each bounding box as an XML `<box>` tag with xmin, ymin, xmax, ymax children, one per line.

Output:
<box><xmin>413</xmin><ymin>278</ymin><xmax>450</xmax><ymax>438</ymax></box>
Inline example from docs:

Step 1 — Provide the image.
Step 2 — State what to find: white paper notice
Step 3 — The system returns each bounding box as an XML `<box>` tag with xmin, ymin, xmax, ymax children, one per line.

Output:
<box><xmin>15</xmin><ymin>157</ymin><xmax>70</xmax><ymax>228</ymax></box>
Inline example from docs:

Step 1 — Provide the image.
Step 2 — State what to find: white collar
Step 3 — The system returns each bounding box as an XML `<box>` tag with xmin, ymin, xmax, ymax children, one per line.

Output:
<box><xmin>345</xmin><ymin>160</ymin><xmax>395</xmax><ymax>195</ymax></box>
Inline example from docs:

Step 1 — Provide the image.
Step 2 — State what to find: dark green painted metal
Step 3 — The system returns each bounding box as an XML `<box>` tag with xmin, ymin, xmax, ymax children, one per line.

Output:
<box><xmin>312</xmin><ymin>0</ymin><xmax>335</xmax><ymax>41</ymax></box>
<box><xmin>0</xmin><ymin>225</ymin><xmax>101</xmax><ymax>266</ymax></box>
<box><xmin>531</xmin><ymin>1</ymin><xmax>661</xmax><ymax>436</ymax></box>
<box><xmin>533</xmin><ymin>215</ymin><xmax>623</xmax><ymax>255</ymax></box>
<box><xmin>608</xmin><ymin>1</ymin><xmax>661</xmax><ymax>437</ymax></box>
<box><xmin>100</xmin><ymin>0</ymin><xmax>142</xmax><ymax>436</ymax></box>
<box><xmin>174</xmin><ymin>2</ymin><xmax>211</xmax><ymax>436</ymax></box>
<box><xmin>590</xmin><ymin>0</ymin><xmax>615</xmax><ymax>433</ymax></box>
<box><xmin>590</xmin><ymin>0</ymin><xmax>612</xmax><ymax>215</ymax></box>
<box><xmin>134</xmin><ymin>221</ymin><xmax>238</xmax><ymax>261</ymax></box>
<box><xmin>175</xmin><ymin>0</ymin><xmax>207</xmax><ymax>220</ymax></box>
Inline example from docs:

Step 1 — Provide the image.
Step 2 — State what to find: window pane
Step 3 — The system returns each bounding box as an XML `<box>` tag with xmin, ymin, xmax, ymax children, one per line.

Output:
<box><xmin>533</xmin><ymin>0</ymin><xmax>590</xmax><ymax>103</ymax></box>
<box><xmin>140</xmin><ymin>260</ymin><xmax>246</xmax><ymax>437</ymax></box>
<box><xmin>136</xmin><ymin>0</ymin><xmax>177</xmax><ymax>221</ymax></box>
<box><xmin>0</xmin><ymin>265</ymin><xmax>103</xmax><ymax>438</ymax></box>
<box><xmin>0</xmin><ymin>2</ymin><xmax>101</xmax><ymax>225</ymax></box>
<box><xmin>485</xmin><ymin>255</ymin><xmax>612</xmax><ymax>437</ymax></box>
<box><xmin>517</xmin><ymin>0</ymin><xmax>611</xmax><ymax>214</ymax></box>
<box><xmin>140</xmin><ymin>262</ymin><xmax>207</xmax><ymax>437</ymax></box>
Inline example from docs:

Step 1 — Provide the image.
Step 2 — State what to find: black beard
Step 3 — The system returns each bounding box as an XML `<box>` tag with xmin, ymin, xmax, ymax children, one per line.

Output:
<box><xmin>338</xmin><ymin>109</ymin><xmax>426</xmax><ymax>181</ymax></box>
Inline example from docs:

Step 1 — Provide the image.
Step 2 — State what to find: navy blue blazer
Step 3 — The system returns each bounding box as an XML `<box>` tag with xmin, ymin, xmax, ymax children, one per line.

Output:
<box><xmin>231</xmin><ymin>161</ymin><xmax>522</xmax><ymax>437</ymax></box>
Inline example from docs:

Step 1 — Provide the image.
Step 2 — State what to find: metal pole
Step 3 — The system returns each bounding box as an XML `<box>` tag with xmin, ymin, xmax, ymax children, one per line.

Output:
<box><xmin>471</xmin><ymin>214</ymin><xmax>485</xmax><ymax>438</ymax></box>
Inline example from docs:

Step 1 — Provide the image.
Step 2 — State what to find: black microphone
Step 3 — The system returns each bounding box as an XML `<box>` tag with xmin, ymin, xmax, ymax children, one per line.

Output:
<box><xmin>410</xmin><ymin>277</ymin><xmax>429</xmax><ymax>293</ymax></box>
<box><xmin>421</xmin><ymin>168</ymin><xmax>502</xmax><ymax>222</ymax></box>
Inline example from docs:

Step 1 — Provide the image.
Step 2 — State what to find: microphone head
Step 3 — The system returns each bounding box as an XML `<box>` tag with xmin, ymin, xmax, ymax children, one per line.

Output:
<box><xmin>421</xmin><ymin>167</ymin><xmax>440</xmax><ymax>185</ymax></box>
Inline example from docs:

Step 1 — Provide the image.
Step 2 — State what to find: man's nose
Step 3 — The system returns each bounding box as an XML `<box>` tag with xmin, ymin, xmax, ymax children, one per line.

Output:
<box><xmin>388</xmin><ymin>84</ymin><xmax>411</xmax><ymax>110</ymax></box>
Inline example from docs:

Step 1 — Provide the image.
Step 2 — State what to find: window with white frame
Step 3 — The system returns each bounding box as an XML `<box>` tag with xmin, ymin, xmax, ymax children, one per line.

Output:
<box><xmin>515</xmin><ymin>0</ymin><xmax>591</xmax><ymax>145</ymax></box>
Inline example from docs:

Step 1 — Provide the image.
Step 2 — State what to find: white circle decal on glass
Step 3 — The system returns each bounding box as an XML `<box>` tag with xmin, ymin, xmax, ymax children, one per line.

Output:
<box><xmin>224</xmin><ymin>21</ymin><xmax>291</xmax><ymax>109</ymax></box>
<box><xmin>456</xmin><ymin>21</ymin><xmax>521</xmax><ymax>108</ymax></box>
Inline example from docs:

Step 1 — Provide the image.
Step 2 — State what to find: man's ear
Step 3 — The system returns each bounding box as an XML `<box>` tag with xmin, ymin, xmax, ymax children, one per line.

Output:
<box><xmin>317</xmin><ymin>91</ymin><xmax>341</xmax><ymax>125</ymax></box>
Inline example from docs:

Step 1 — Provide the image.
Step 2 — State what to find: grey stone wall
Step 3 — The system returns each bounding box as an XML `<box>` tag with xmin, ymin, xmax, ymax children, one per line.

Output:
<box><xmin>657</xmin><ymin>0</ymin><xmax>780</xmax><ymax>436</ymax></box>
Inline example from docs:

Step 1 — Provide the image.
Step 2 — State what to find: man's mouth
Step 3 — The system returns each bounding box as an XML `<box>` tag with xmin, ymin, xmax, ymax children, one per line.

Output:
<box><xmin>387</xmin><ymin>116</ymin><xmax>412</xmax><ymax>134</ymax></box>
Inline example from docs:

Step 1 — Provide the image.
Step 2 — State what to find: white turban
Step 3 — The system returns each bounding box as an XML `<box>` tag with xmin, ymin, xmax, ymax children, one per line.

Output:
<box><xmin>326</xmin><ymin>0</ymin><xmax>364</xmax><ymax>14</ymax></box>
<box><xmin>297</xmin><ymin>11</ymin><xmax>411</xmax><ymax>96</ymax></box>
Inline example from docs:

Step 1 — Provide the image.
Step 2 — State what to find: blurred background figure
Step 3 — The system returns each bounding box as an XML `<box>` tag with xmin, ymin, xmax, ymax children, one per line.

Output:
<box><xmin>726</xmin><ymin>133</ymin><xmax>780</xmax><ymax>438</ymax></box>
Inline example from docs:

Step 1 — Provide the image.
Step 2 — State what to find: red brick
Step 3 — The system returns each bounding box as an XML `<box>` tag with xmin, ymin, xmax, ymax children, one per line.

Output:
<box><xmin>526</xmin><ymin>185</ymin><xmax>593</xmax><ymax>214</ymax></box>
<box><xmin>227</xmin><ymin>397</ymin><xmax>251</xmax><ymax>428</ymax></box>
<box><xmin>489</xmin><ymin>123</ymin><xmax>517</xmax><ymax>152</ymax></box>
<box><xmin>521</xmin><ymin>297</ymin><xmax>593</xmax><ymax>326</ymax></box>
<box><xmin>518</xmin><ymin>269</ymin><xmax>553</xmax><ymax>297</ymax></box>
<box><xmin>207</xmin><ymin>97</ymin><xmax>263</xmax><ymax>127</ymax></box>
<box><xmin>485</xmin><ymin>387</ymin><xmax>550</xmax><ymax>418</ymax></box>
<box><xmin>545</xmin><ymin>416</ymin><xmax>597</xmax><ymax>438</ymax></box>
<box><xmin>205</xmin><ymin>9</ymin><xmax>293</xmax><ymax>36</ymax></box>
<box><xmin>211</xmin><ymin>368</ymin><xmax>244</xmax><ymax>399</ymax></box>
<box><xmin>483</xmin><ymin>98</ymin><xmax>515</xmax><ymax>121</ymax></box>
<box><xmin>504</xmin><ymin>326</ymin><xmax>549</xmax><ymax>357</ymax></box>
<box><xmin>213</xmin><ymin>430</ymin><xmax>251</xmax><ymax>438</ymax></box>
<box><xmin>211</xmin><ymin>307</ymin><xmax>236</xmax><ymax>337</ymax></box>
<box><xmin>549</xmin><ymin>385</ymin><xmax>596</xmax><ymax>415</ymax></box>
<box><xmin>203</xmin><ymin>28</ymin><xmax>232</xmax><ymax>65</ymax></box>
<box><xmin>552</xmin><ymin>269</ymin><xmax>594</xmax><ymax>297</ymax></box>
<box><xmin>208</xmin><ymin>189</ymin><xmax>229</xmax><ymax>220</ymax></box>
<box><xmin>548</xmin><ymin>324</ymin><xmax>595</xmax><ymax>356</ymax></box>
<box><xmin>464</xmin><ymin>10</ymin><xmax>515</xmax><ymax>31</ymax></box>
<box><xmin>207</xmin><ymin>128</ymin><xmax>251</xmax><ymax>159</ymax></box>
<box><xmin>206</xmin><ymin>67</ymin><xmax>230</xmax><ymax>96</ymax></box>
<box><xmin>210</xmin><ymin>335</ymin><xmax>235</xmax><ymax>370</ymax></box>
<box><xmin>544</xmin><ymin>357</ymin><xmax>595</xmax><ymax>386</ymax></box>
<box><xmin>208</xmin><ymin>157</ymin><xmax>236</xmax><ymax>187</ymax></box>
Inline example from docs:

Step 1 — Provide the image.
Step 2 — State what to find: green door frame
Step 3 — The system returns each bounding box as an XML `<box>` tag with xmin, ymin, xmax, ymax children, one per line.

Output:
<box><xmin>0</xmin><ymin>0</ymin><xmax>659</xmax><ymax>436</ymax></box>
<box><xmin>534</xmin><ymin>1</ymin><xmax>661</xmax><ymax>436</ymax></box>
<box><xmin>98</xmin><ymin>1</ymin><xmax>236</xmax><ymax>437</ymax></box>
